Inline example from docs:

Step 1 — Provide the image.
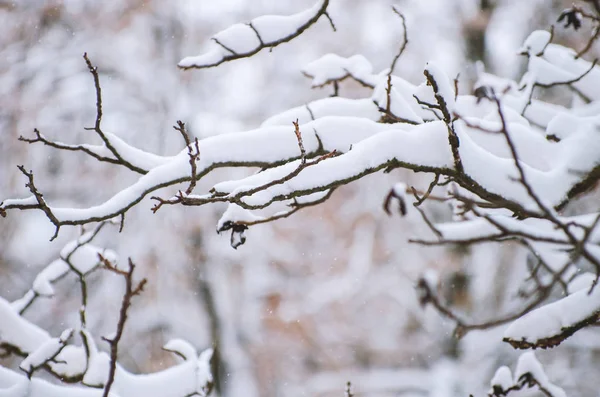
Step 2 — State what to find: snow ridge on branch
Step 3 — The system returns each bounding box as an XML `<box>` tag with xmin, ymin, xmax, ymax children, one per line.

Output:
<box><xmin>5</xmin><ymin>4</ymin><xmax>600</xmax><ymax>396</ymax></box>
<box><xmin>0</xmin><ymin>224</ymin><xmax>213</xmax><ymax>397</ymax></box>
<box><xmin>178</xmin><ymin>0</ymin><xmax>334</xmax><ymax>70</ymax></box>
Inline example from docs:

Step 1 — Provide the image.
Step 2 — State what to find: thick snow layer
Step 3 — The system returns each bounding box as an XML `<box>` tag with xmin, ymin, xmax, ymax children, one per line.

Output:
<box><xmin>488</xmin><ymin>353</ymin><xmax>565</xmax><ymax>396</ymax></box>
<box><xmin>372</xmin><ymin>75</ymin><xmax>429</xmax><ymax>122</ymax></box>
<box><xmin>251</xmin><ymin>0</ymin><xmax>325</xmax><ymax>43</ymax></box>
<box><xmin>104</xmin><ymin>132</ymin><xmax>172</xmax><ymax>171</ymax></box>
<box><xmin>0</xmin><ymin>366</ymin><xmax>112</xmax><ymax>397</ymax></box>
<box><xmin>79</xmin><ymin>328</ymin><xmax>215</xmax><ymax>397</ymax></box>
<box><xmin>302</xmin><ymin>54</ymin><xmax>376</xmax><ymax>87</ymax></box>
<box><xmin>0</xmin><ymin>346</ymin><xmax>212</xmax><ymax>397</ymax></box>
<box><xmin>217</xmin><ymin>204</ymin><xmax>263</xmax><ymax>231</ymax></box>
<box><xmin>456</xmin><ymin>116</ymin><xmax>600</xmax><ymax>211</ymax></box>
<box><xmin>32</xmin><ymin>259</ymin><xmax>67</xmax><ymax>296</ymax></box>
<box><xmin>436</xmin><ymin>210</ymin><xmax>600</xmax><ymax>245</ymax></box>
<box><xmin>228</xmin><ymin>121</ymin><xmax>452</xmax><ymax>209</ymax></box>
<box><xmin>13</xmin><ymin>78</ymin><xmax>599</xmax><ymax>230</ymax></box>
<box><xmin>13</xmin><ymin>35</ymin><xmax>600</xmax><ymax>233</ymax></box>
<box><xmin>261</xmin><ymin>97</ymin><xmax>380</xmax><ymax>127</ymax></box>
<box><xmin>20</xmin><ymin>329</ymin><xmax>73</xmax><ymax>374</ymax></box>
<box><xmin>514</xmin><ymin>352</ymin><xmax>566</xmax><ymax>397</ymax></box>
<box><xmin>518</xmin><ymin>30</ymin><xmax>551</xmax><ymax>56</ymax></box>
<box><xmin>489</xmin><ymin>366</ymin><xmax>512</xmax><ymax>392</ymax></box>
<box><xmin>0</xmin><ymin>196</ymin><xmax>38</xmax><ymax>207</ymax></box>
<box><xmin>162</xmin><ymin>339</ymin><xmax>197</xmax><ymax>361</ymax></box>
<box><xmin>220</xmin><ymin>101</ymin><xmax>600</xmax><ymax>217</ymax></box>
<box><xmin>504</xmin><ymin>273</ymin><xmax>600</xmax><ymax>347</ymax></box>
<box><xmin>213</xmin><ymin>24</ymin><xmax>261</xmax><ymax>54</ymax></box>
<box><xmin>2</xmin><ymin>287</ymin><xmax>214</xmax><ymax>397</ymax></box>
<box><xmin>458</xmin><ymin>119</ymin><xmax>554</xmax><ymax>170</ymax></box>
<box><xmin>0</xmin><ymin>297</ymin><xmax>50</xmax><ymax>353</ymax></box>
<box><xmin>2</xmin><ymin>116</ymin><xmax>390</xmax><ymax>225</ymax></box>
<box><xmin>179</xmin><ymin>0</ymin><xmax>327</xmax><ymax>68</ymax></box>
<box><xmin>530</xmin><ymin>43</ymin><xmax>600</xmax><ymax>102</ymax></box>
<box><xmin>385</xmin><ymin>85</ymin><xmax>424</xmax><ymax>123</ymax></box>
<box><xmin>425</xmin><ymin>62</ymin><xmax>455</xmax><ymax>113</ymax></box>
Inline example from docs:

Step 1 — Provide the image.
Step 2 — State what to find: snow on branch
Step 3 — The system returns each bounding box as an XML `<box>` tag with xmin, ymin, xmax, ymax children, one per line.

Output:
<box><xmin>17</xmin><ymin>54</ymin><xmax>171</xmax><ymax>176</ymax></box>
<box><xmin>11</xmin><ymin>221</ymin><xmax>117</xmax><ymax>316</ymax></box>
<box><xmin>20</xmin><ymin>328</ymin><xmax>74</xmax><ymax>378</ymax></box>
<box><xmin>261</xmin><ymin>97</ymin><xmax>381</xmax><ymax>127</ymax></box>
<box><xmin>488</xmin><ymin>352</ymin><xmax>566</xmax><ymax>397</ymax></box>
<box><xmin>0</xmin><ymin>227</ymin><xmax>214</xmax><ymax>397</ymax></box>
<box><xmin>1</xmin><ymin>115</ymin><xmax>393</xmax><ymax>238</ymax></box>
<box><xmin>178</xmin><ymin>0</ymin><xmax>334</xmax><ymax>70</ymax></box>
<box><xmin>7</xmin><ymin>29</ymin><xmax>600</xmax><ymax>253</ymax></box>
<box><xmin>6</xmin><ymin>3</ymin><xmax>600</xmax><ymax>370</ymax></box>
<box><xmin>302</xmin><ymin>54</ymin><xmax>377</xmax><ymax>94</ymax></box>
<box><xmin>503</xmin><ymin>272</ymin><xmax>600</xmax><ymax>349</ymax></box>
<box><xmin>409</xmin><ymin>91</ymin><xmax>600</xmax><ymax>343</ymax></box>
<box><xmin>0</xmin><ymin>366</ymin><xmax>114</xmax><ymax>397</ymax></box>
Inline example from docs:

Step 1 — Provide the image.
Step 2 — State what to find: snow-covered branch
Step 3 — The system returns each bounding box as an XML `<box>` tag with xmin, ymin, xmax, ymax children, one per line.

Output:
<box><xmin>488</xmin><ymin>352</ymin><xmax>566</xmax><ymax>397</ymax></box>
<box><xmin>178</xmin><ymin>0</ymin><xmax>334</xmax><ymax>70</ymax></box>
<box><xmin>0</xmin><ymin>227</ymin><xmax>213</xmax><ymax>397</ymax></box>
<box><xmin>5</xmin><ymin>6</ymin><xmax>600</xmax><ymax>393</ymax></box>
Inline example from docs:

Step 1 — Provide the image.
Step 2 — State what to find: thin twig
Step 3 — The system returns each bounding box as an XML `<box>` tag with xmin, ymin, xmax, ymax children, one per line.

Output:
<box><xmin>98</xmin><ymin>255</ymin><xmax>147</xmax><ymax>397</ymax></box>
<box><xmin>83</xmin><ymin>53</ymin><xmax>146</xmax><ymax>174</ymax></box>
<box><xmin>179</xmin><ymin>0</ymin><xmax>332</xmax><ymax>70</ymax></box>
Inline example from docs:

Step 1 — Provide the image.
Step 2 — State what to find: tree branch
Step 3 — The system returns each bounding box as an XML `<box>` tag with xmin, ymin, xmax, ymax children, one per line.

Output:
<box><xmin>98</xmin><ymin>255</ymin><xmax>147</xmax><ymax>397</ymax></box>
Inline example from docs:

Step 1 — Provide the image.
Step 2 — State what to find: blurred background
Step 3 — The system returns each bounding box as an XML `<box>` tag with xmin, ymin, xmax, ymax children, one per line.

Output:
<box><xmin>1</xmin><ymin>1</ymin><xmax>599</xmax><ymax>396</ymax></box>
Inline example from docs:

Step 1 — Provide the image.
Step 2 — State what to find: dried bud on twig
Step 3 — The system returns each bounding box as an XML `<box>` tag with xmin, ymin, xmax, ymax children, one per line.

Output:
<box><xmin>558</xmin><ymin>8</ymin><xmax>583</xmax><ymax>30</ymax></box>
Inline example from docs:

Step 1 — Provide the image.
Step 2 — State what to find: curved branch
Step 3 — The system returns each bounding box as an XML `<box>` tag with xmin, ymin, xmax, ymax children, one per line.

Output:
<box><xmin>83</xmin><ymin>53</ymin><xmax>148</xmax><ymax>175</ymax></box>
<box><xmin>178</xmin><ymin>0</ymin><xmax>332</xmax><ymax>70</ymax></box>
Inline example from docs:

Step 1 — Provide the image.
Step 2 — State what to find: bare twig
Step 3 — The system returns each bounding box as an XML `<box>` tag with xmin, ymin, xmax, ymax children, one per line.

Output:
<box><xmin>17</xmin><ymin>165</ymin><xmax>61</xmax><ymax>240</ymax></box>
<box><xmin>380</xmin><ymin>8</ymin><xmax>410</xmax><ymax>124</ymax></box>
<box><xmin>388</xmin><ymin>7</ymin><xmax>408</xmax><ymax>76</ymax></box>
<box><xmin>521</xmin><ymin>58</ymin><xmax>598</xmax><ymax>115</ymax></box>
<box><xmin>417</xmin><ymin>266</ymin><xmax>555</xmax><ymax>339</ymax></box>
<box><xmin>83</xmin><ymin>53</ymin><xmax>147</xmax><ymax>174</ymax></box>
<box><xmin>423</xmin><ymin>70</ymin><xmax>463</xmax><ymax>173</ymax></box>
<box><xmin>151</xmin><ymin>121</ymin><xmax>200</xmax><ymax>213</ymax></box>
<box><xmin>19</xmin><ymin>129</ymin><xmax>125</xmax><ymax>167</ymax></box>
<box><xmin>577</xmin><ymin>21</ymin><xmax>600</xmax><ymax>58</ymax></box>
<box><xmin>98</xmin><ymin>255</ymin><xmax>147</xmax><ymax>397</ymax></box>
<box><xmin>411</xmin><ymin>174</ymin><xmax>440</xmax><ymax>207</ymax></box>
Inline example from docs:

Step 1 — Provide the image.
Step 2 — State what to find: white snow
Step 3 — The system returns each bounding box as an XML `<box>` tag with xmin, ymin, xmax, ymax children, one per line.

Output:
<box><xmin>514</xmin><ymin>352</ymin><xmax>566</xmax><ymax>397</ymax></box>
<box><xmin>0</xmin><ymin>366</ymin><xmax>112</xmax><ymax>396</ymax></box>
<box><xmin>179</xmin><ymin>0</ymin><xmax>328</xmax><ymax>68</ymax></box>
<box><xmin>162</xmin><ymin>339</ymin><xmax>197</xmax><ymax>361</ymax></box>
<box><xmin>425</xmin><ymin>62</ymin><xmax>456</xmax><ymax>113</ymax></box>
<box><xmin>489</xmin><ymin>365</ymin><xmax>512</xmax><ymax>392</ymax></box>
<box><xmin>0</xmin><ymin>297</ymin><xmax>50</xmax><ymax>353</ymax></box>
<box><xmin>518</xmin><ymin>30</ymin><xmax>551</xmax><ymax>56</ymax></box>
<box><xmin>302</xmin><ymin>54</ymin><xmax>375</xmax><ymax>87</ymax></box>
<box><xmin>262</xmin><ymin>97</ymin><xmax>380</xmax><ymax>127</ymax></box>
<box><xmin>504</xmin><ymin>273</ymin><xmax>600</xmax><ymax>347</ymax></box>
<box><xmin>20</xmin><ymin>329</ymin><xmax>73</xmax><ymax>374</ymax></box>
<box><xmin>251</xmin><ymin>0</ymin><xmax>326</xmax><ymax>43</ymax></box>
